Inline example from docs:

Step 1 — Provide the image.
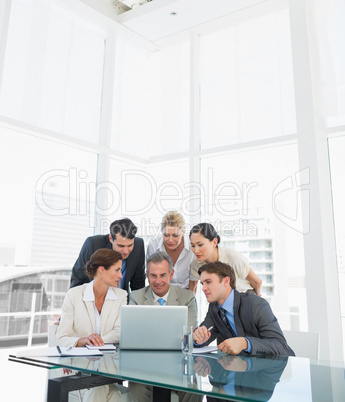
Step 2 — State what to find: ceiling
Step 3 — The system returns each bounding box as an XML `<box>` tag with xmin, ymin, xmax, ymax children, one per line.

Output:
<box><xmin>115</xmin><ymin>0</ymin><xmax>266</xmax><ymax>43</ymax></box>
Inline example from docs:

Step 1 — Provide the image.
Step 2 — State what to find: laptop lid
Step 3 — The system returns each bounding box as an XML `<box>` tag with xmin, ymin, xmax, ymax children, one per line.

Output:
<box><xmin>119</xmin><ymin>305</ymin><xmax>188</xmax><ymax>350</ymax></box>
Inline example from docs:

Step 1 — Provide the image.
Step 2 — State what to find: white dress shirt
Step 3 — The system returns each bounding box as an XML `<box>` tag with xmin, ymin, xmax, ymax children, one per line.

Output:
<box><xmin>82</xmin><ymin>280</ymin><xmax>118</xmax><ymax>335</ymax></box>
<box><xmin>151</xmin><ymin>289</ymin><xmax>170</xmax><ymax>306</ymax></box>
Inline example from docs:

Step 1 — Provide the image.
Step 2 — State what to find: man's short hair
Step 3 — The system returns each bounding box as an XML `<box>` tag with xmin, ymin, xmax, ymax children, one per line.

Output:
<box><xmin>198</xmin><ymin>261</ymin><xmax>236</xmax><ymax>289</ymax></box>
<box><xmin>110</xmin><ymin>218</ymin><xmax>137</xmax><ymax>240</ymax></box>
<box><xmin>147</xmin><ymin>251</ymin><xmax>173</xmax><ymax>273</ymax></box>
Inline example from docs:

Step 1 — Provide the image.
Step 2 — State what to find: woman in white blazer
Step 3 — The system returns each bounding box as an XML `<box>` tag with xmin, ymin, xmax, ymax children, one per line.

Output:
<box><xmin>56</xmin><ymin>248</ymin><xmax>127</xmax><ymax>347</ymax></box>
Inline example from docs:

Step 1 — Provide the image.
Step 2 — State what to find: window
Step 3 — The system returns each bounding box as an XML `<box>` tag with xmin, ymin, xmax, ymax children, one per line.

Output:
<box><xmin>0</xmin><ymin>0</ymin><xmax>106</xmax><ymax>143</ymax></box>
<box><xmin>198</xmin><ymin>143</ymin><xmax>306</xmax><ymax>329</ymax></box>
<box><xmin>0</xmin><ymin>126</ymin><xmax>97</xmax><ymax>267</ymax></box>
<box><xmin>112</xmin><ymin>32</ymin><xmax>190</xmax><ymax>158</ymax></box>
<box><xmin>199</xmin><ymin>6</ymin><xmax>296</xmax><ymax>149</ymax></box>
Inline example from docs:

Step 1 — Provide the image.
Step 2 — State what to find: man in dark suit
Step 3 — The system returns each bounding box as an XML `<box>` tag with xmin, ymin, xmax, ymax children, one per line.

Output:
<box><xmin>193</xmin><ymin>261</ymin><xmax>294</xmax><ymax>356</ymax></box>
<box><xmin>70</xmin><ymin>218</ymin><xmax>145</xmax><ymax>294</ymax></box>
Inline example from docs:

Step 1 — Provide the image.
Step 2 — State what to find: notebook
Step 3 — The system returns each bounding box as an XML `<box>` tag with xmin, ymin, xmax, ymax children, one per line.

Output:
<box><xmin>119</xmin><ymin>305</ymin><xmax>188</xmax><ymax>350</ymax></box>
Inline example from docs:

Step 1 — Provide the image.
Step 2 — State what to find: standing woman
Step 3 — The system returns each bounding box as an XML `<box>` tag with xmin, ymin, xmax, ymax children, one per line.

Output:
<box><xmin>189</xmin><ymin>223</ymin><xmax>262</xmax><ymax>295</ymax></box>
<box><xmin>56</xmin><ymin>248</ymin><xmax>127</xmax><ymax>347</ymax></box>
<box><xmin>147</xmin><ymin>211</ymin><xmax>197</xmax><ymax>290</ymax></box>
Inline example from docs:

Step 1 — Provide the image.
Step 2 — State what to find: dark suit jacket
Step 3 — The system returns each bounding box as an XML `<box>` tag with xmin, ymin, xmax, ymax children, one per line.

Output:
<box><xmin>70</xmin><ymin>235</ymin><xmax>145</xmax><ymax>293</ymax></box>
<box><xmin>198</xmin><ymin>290</ymin><xmax>295</xmax><ymax>356</ymax></box>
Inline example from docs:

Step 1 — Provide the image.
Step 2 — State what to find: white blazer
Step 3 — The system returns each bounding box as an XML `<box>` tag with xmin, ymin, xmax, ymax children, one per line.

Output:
<box><xmin>56</xmin><ymin>283</ymin><xmax>127</xmax><ymax>347</ymax></box>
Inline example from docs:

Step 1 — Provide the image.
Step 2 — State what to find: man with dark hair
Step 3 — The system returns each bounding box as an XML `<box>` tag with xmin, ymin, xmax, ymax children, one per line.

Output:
<box><xmin>193</xmin><ymin>261</ymin><xmax>294</xmax><ymax>356</ymax></box>
<box><xmin>70</xmin><ymin>218</ymin><xmax>145</xmax><ymax>293</ymax></box>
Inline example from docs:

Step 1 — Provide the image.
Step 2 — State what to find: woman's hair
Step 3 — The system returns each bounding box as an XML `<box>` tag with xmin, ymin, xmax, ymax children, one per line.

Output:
<box><xmin>189</xmin><ymin>222</ymin><xmax>221</xmax><ymax>245</ymax></box>
<box><xmin>85</xmin><ymin>248</ymin><xmax>122</xmax><ymax>279</ymax></box>
<box><xmin>161</xmin><ymin>211</ymin><xmax>185</xmax><ymax>231</ymax></box>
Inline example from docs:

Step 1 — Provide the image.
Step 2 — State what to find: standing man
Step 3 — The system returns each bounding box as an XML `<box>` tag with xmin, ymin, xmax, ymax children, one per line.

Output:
<box><xmin>70</xmin><ymin>218</ymin><xmax>145</xmax><ymax>294</ymax></box>
<box><xmin>193</xmin><ymin>261</ymin><xmax>294</xmax><ymax>356</ymax></box>
<box><xmin>129</xmin><ymin>251</ymin><xmax>201</xmax><ymax>402</ymax></box>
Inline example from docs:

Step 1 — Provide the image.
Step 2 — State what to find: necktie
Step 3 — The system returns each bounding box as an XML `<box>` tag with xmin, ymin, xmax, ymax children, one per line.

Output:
<box><xmin>158</xmin><ymin>298</ymin><xmax>165</xmax><ymax>306</ymax></box>
<box><xmin>219</xmin><ymin>307</ymin><xmax>236</xmax><ymax>337</ymax></box>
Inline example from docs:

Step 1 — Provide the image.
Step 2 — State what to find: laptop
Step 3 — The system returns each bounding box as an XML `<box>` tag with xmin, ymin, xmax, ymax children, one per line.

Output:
<box><xmin>119</xmin><ymin>305</ymin><xmax>188</xmax><ymax>350</ymax></box>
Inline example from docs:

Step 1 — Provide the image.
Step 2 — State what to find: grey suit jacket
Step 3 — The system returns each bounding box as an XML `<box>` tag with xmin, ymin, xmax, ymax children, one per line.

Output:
<box><xmin>129</xmin><ymin>285</ymin><xmax>198</xmax><ymax>329</ymax></box>
<box><xmin>198</xmin><ymin>289</ymin><xmax>294</xmax><ymax>356</ymax></box>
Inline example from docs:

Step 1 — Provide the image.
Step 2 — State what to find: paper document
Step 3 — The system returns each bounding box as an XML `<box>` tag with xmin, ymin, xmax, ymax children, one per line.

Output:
<box><xmin>192</xmin><ymin>346</ymin><xmax>218</xmax><ymax>354</ymax></box>
<box><xmin>86</xmin><ymin>343</ymin><xmax>116</xmax><ymax>351</ymax></box>
<box><xmin>15</xmin><ymin>346</ymin><xmax>103</xmax><ymax>358</ymax></box>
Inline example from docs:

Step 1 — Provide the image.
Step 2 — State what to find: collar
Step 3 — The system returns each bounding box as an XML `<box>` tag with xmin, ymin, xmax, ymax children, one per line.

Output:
<box><xmin>152</xmin><ymin>289</ymin><xmax>170</xmax><ymax>303</ymax></box>
<box><xmin>83</xmin><ymin>280</ymin><xmax>118</xmax><ymax>302</ymax></box>
<box><xmin>219</xmin><ymin>289</ymin><xmax>234</xmax><ymax>314</ymax></box>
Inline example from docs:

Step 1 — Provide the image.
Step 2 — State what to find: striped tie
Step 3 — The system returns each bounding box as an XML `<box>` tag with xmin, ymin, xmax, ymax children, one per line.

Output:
<box><xmin>219</xmin><ymin>307</ymin><xmax>236</xmax><ymax>337</ymax></box>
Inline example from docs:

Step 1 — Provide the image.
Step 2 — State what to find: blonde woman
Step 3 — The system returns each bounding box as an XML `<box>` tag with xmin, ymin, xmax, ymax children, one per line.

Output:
<box><xmin>147</xmin><ymin>211</ymin><xmax>196</xmax><ymax>290</ymax></box>
<box><xmin>56</xmin><ymin>248</ymin><xmax>127</xmax><ymax>347</ymax></box>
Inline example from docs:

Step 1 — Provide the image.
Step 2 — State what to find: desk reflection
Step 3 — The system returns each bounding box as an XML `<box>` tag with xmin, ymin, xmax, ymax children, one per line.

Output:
<box><xmin>193</xmin><ymin>354</ymin><xmax>288</xmax><ymax>401</ymax></box>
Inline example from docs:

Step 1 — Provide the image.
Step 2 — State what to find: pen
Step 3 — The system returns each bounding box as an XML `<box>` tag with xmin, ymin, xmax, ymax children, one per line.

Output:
<box><xmin>207</xmin><ymin>326</ymin><xmax>213</xmax><ymax>331</ymax></box>
<box><xmin>56</xmin><ymin>346</ymin><xmax>62</xmax><ymax>354</ymax></box>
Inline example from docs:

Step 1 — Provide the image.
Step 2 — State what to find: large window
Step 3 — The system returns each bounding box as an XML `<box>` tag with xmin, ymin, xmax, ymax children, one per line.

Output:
<box><xmin>0</xmin><ymin>0</ymin><xmax>106</xmax><ymax>143</ymax></box>
<box><xmin>112</xmin><ymin>32</ymin><xmax>190</xmax><ymax>158</ymax></box>
<box><xmin>199</xmin><ymin>5</ymin><xmax>296</xmax><ymax>149</ymax></box>
<box><xmin>0</xmin><ymin>126</ymin><xmax>97</xmax><ymax>267</ymax></box>
<box><xmin>198</xmin><ymin>144</ymin><xmax>306</xmax><ymax>328</ymax></box>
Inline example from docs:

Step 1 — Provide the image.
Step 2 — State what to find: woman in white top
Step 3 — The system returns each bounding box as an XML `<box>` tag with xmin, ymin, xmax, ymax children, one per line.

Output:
<box><xmin>147</xmin><ymin>211</ymin><xmax>196</xmax><ymax>290</ymax></box>
<box><xmin>56</xmin><ymin>248</ymin><xmax>127</xmax><ymax>347</ymax></box>
<box><xmin>189</xmin><ymin>223</ymin><xmax>262</xmax><ymax>295</ymax></box>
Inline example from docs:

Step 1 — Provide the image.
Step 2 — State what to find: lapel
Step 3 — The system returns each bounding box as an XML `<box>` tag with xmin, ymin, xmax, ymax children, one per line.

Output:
<box><xmin>143</xmin><ymin>287</ymin><xmax>155</xmax><ymax>305</ymax></box>
<box><xmin>233</xmin><ymin>290</ymin><xmax>245</xmax><ymax>337</ymax></box>
<box><xmin>211</xmin><ymin>301</ymin><xmax>238</xmax><ymax>339</ymax></box>
<box><xmin>211</xmin><ymin>303</ymin><xmax>230</xmax><ymax>338</ymax></box>
<box><xmin>167</xmin><ymin>286</ymin><xmax>179</xmax><ymax>306</ymax></box>
<box><xmin>84</xmin><ymin>300</ymin><xmax>96</xmax><ymax>333</ymax></box>
<box><xmin>100</xmin><ymin>298</ymin><xmax>113</xmax><ymax>335</ymax></box>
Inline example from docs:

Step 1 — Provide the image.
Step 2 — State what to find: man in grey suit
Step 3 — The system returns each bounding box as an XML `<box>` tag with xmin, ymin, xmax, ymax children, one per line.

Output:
<box><xmin>129</xmin><ymin>250</ymin><xmax>197</xmax><ymax>328</ymax></box>
<box><xmin>129</xmin><ymin>251</ymin><xmax>201</xmax><ymax>402</ymax></box>
<box><xmin>193</xmin><ymin>261</ymin><xmax>294</xmax><ymax>357</ymax></box>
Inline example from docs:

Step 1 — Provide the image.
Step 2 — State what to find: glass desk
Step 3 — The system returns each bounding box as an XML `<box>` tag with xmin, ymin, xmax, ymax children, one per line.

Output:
<box><xmin>9</xmin><ymin>350</ymin><xmax>345</xmax><ymax>401</ymax></box>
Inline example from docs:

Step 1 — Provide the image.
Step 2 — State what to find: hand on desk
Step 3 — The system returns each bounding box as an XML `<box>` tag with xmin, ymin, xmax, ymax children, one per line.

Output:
<box><xmin>218</xmin><ymin>337</ymin><xmax>247</xmax><ymax>355</ymax></box>
<box><xmin>76</xmin><ymin>333</ymin><xmax>104</xmax><ymax>347</ymax></box>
